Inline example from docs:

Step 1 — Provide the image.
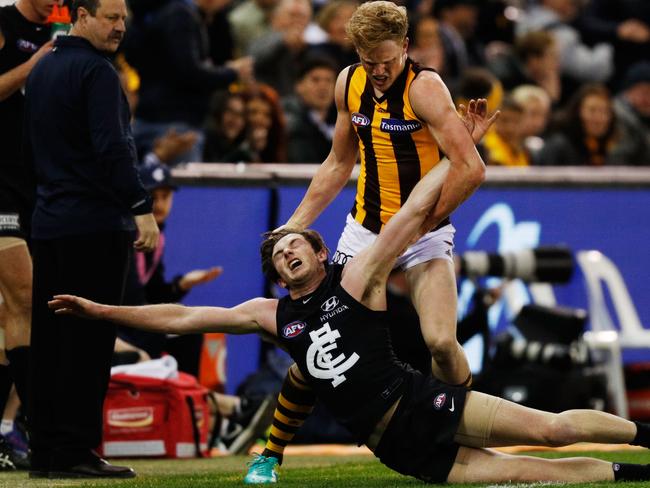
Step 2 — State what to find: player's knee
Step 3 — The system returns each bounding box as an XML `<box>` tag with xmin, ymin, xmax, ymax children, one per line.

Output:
<box><xmin>540</xmin><ymin>414</ymin><xmax>580</xmax><ymax>447</ymax></box>
<box><xmin>426</xmin><ymin>334</ymin><xmax>458</xmax><ymax>361</ymax></box>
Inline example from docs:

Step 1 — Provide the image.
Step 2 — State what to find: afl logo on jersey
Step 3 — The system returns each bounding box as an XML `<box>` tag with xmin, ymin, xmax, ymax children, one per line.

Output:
<box><xmin>282</xmin><ymin>321</ymin><xmax>306</xmax><ymax>338</ymax></box>
<box><xmin>433</xmin><ymin>393</ymin><xmax>446</xmax><ymax>410</ymax></box>
<box><xmin>17</xmin><ymin>39</ymin><xmax>39</xmax><ymax>54</ymax></box>
<box><xmin>351</xmin><ymin>112</ymin><xmax>370</xmax><ymax>127</ymax></box>
<box><xmin>321</xmin><ymin>296</ymin><xmax>340</xmax><ymax>312</ymax></box>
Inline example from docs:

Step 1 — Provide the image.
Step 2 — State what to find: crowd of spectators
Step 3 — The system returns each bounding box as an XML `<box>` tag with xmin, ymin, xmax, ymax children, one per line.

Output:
<box><xmin>117</xmin><ymin>0</ymin><xmax>650</xmax><ymax>168</ymax></box>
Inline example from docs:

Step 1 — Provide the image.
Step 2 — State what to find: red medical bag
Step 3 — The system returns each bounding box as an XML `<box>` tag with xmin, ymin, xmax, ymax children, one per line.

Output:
<box><xmin>100</xmin><ymin>372</ymin><xmax>210</xmax><ymax>458</ymax></box>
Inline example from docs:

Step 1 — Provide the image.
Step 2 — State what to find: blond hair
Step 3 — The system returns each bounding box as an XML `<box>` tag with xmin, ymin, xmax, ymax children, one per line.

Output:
<box><xmin>345</xmin><ymin>1</ymin><xmax>408</xmax><ymax>52</ymax></box>
<box><xmin>511</xmin><ymin>84</ymin><xmax>551</xmax><ymax>108</ymax></box>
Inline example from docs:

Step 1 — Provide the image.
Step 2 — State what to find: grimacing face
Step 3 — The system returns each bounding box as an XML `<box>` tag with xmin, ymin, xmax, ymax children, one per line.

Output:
<box><xmin>358</xmin><ymin>39</ymin><xmax>408</xmax><ymax>94</ymax></box>
<box><xmin>271</xmin><ymin>233</ymin><xmax>325</xmax><ymax>287</ymax></box>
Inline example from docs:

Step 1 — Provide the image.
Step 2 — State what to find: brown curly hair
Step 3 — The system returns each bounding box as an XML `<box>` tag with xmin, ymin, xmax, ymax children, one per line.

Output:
<box><xmin>260</xmin><ymin>229</ymin><xmax>330</xmax><ymax>283</ymax></box>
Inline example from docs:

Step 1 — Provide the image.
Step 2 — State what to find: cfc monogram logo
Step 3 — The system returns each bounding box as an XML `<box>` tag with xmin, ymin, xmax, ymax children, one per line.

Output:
<box><xmin>306</xmin><ymin>322</ymin><xmax>359</xmax><ymax>387</ymax></box>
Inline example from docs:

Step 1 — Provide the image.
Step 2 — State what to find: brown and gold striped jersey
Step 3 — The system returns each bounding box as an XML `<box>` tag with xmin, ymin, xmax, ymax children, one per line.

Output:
<box><xmin>345</xmin><ymin>58</ymin><xmax>444</xmax><ymax>234</ymax></box>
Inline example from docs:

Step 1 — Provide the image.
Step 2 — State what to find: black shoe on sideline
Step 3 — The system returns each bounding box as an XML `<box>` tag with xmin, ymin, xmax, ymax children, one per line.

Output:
<box><xmin>30</xmin><ymin>456</ymin><xmax>136</xmax><ymax>479</ymax></box>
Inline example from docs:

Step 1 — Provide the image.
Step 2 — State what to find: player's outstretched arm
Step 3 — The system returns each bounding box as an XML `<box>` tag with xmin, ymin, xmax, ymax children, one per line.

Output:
<box><xmin>344</xmin><ymin>99</ymin><xmax>497</xmax><ymax>303</ymax></box>
<box><xmin>48</xmin><ymin>294</ymin><xmax>277</xmax><ymax>336</ymax></box>
<box><xmin>410</xmin><ymin>72</ymin><xmax>490</xmax><ymax>226</ymax></box>
<box><xmin>284</xmin><ymin>68</ymin><xmax>359</xmax><ymax>230</ymax></box>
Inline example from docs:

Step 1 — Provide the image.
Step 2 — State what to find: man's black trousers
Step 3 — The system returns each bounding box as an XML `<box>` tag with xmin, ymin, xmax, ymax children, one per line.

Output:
<box><xmin>29</xmin><ymin>231</ymin><xmax>132</xmax><ymax>469</ymax></box>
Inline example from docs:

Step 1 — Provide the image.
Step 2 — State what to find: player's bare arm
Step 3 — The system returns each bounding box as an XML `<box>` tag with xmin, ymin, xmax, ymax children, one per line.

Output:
<box><xmin>342</xmin><ymin>158</ymin><xmax>450</xmax><ymax>310</ymax></box>
<box><xmin>342</xmin><ymin>98</ymin><xmax>497</xmax><ymax>309</ymax></box>
<box><xmin>0</xmin><ymin>38</ymin><xmax>53</xmax><ymax>101</ymax></box>
<box><xmin>409</xmin><ymin>71</ymin><xmax>487</xmax><ymax>227</ymax></box>
<box><xmin>285</xmin><ymin>67</ymin><xmax>359</xmax><ymax>230</ymax></box>
<box><xmin>48</xmin><ymin>295</ymin><xmax>279</xmax><ymax>336</ymax></box>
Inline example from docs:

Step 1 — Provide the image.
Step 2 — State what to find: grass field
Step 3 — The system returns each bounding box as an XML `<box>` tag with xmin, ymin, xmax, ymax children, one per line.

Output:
<box><xmin>1</xmin><ymin>450</ymin><xmax>650</xmax><ymax>488</ymax></box>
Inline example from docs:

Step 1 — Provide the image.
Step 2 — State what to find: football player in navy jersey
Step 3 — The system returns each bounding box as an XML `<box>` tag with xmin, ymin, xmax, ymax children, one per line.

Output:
<box><xmin>48</xmin><ymin>100</ymin><xmax>650</xmax><ymax>484</ymax></box>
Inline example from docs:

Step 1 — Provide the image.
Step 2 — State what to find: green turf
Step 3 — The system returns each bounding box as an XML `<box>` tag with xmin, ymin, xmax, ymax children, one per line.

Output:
<box><xmin>1</xmin><ymin>451</ymin><xmax>650</xmax><ymax>488</ymax></box>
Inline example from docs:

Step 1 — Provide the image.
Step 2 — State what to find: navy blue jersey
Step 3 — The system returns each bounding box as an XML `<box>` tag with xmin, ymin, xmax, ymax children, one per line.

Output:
<box><xmin>0</xmin><ymin>5</ymin><xmax>49</xmax><ymax>211</ymax></box>
<box><xmin>276</xmin><ymin>264</ymin><xmax>410</xmax><ymax>444</ymax></box>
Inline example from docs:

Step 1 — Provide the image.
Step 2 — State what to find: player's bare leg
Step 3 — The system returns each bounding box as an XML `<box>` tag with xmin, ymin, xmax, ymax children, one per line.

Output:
<box><xmin>446</xmin><ymin>390</ymin><xmax>650</xmax><ymax>483</ymax></box>
<box><xmin>447</xmin><ymin>445</ymin><xmax>615</xmax><ymax>483</ymax></box>
<box><xmin>406</xmin><ymin>258</ymin><xmax>470</xmax><ymax>385</ymax></box>
<box><xmin>0</xmin><ymin>240</ymin><xmax>32</xmax><ymax>351</ymax></box>
<box><xmin>456</xmin><ymin>390</ymin><xmax>637</xmax><ymax>449</ymax></box>
<box><xmin>0</xmin><ymin>239</ymin><xmax>32</xmax><ymax>406</ymax></box>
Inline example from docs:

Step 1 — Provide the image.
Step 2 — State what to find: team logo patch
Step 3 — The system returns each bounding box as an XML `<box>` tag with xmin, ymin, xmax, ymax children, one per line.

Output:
<box><xmin>307</xmin><ymin>322</ymin><xmax>360</xmax><ymax>387</ymax></box>
<box><xmin>351</xmin><ymin>112</ymin><xmax>371</xmax><ymax>127</ymax></box>
<box><xmin>380</xmin><ymin>118</ymin><xmax>422</xmax><ymax>133</ymax></box>
<box><xmin>282</xmin><ymin>321</ymin><xmax>306</xmax><ymax>338</ymax></box>
<box><xmin>433</xmin><ymin>393</ymin><xmax>446</xmax><ymax>410</ymax></box>
<box><xmin>321</xmin><ymin>296</ymin><xmax>340</xmax><ymax>312</ymax></box>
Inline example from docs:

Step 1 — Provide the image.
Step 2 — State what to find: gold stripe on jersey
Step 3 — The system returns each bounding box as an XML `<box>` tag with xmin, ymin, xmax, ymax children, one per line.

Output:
<box><xmin>346</xmin><ymin>59</ymin><xmax>441</xmax><ymax>234</ymax></box>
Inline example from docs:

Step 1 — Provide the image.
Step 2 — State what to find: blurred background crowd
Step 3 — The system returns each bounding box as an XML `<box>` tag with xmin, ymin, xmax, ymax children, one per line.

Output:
<box><xmin>105</xmin><ymin>0</ymin><xmax>650</xmax><ymax>169</ymax></box>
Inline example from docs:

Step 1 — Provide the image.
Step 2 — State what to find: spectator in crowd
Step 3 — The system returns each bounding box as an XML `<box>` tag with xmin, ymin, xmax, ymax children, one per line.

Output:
<box><xmin>472</xmin><ymin>0</ymin><xmax>515</xmax><ymax>47</ymax></box>
<box><xmin>408</xmin><ymin>15</ymin><xmax>445</xmax><ymax>73</ymax></box>
<box><xmin>283</xmin><ymin>57</ymin><xmax>337</xmax><ymax>163</ymax></box>
<box><xmin>240</xmin><ymin>84</ymin><xmax>288</xmax><ymax>163</ymax></box>
<box><xmin>511</xmin><ymin>84</ymin><xmax>552</xmax><ymax>163</ymax></box>
<box><xmin>203</xmin><ymin>90</ymin><xmax>249</xmax><ymax>162</ymax></box>
<box><xmin>452</xmin><ymin>68</ymin><xmax>503</xmax><ymax>162</ymax></box>
<box><xmin>483</xmin><ymin>96</ymin><xmax>530</xmax><ymax>167</ymax></box>
<box><xmin>576</xmin><ymin>0</ymin><xmax>650</xmax><ymax>88</ymax></box>
<box><xmin>203</xmin><ymin>0</ymin><xmax>236</xmax><ymax>67</ymax></box>
<box><xmin>0</xmin><ymin>0</ymin><xmax>53</xmax><ymax>471</ymax></box>
<box><xmin>249</xmin><ymin>0</ymin><xmax>314</xmax><ymax>97</ymax></box>
<box><xmin>516</xmin><ymin>0</ymin><xmax>613</xmax><ymax>85</ymax></box>
<box><xmin>453</xmin><ymin>67</ymin><xmax>503</xmax><ymax>120</ymax></box>
<box><xmin>122</xmin><ymin>0</ymin><xmax>254</xmax><ymax>164</ymax></box>
<box><xmin>119</xmin><ymin>160</ymin><xmax>222</xmax><ymax>376</ymax></box>
<box><xmin>538</xmin><ymin>83</ymin><xmax>648</xmax><ymax>166</ymax></box>
<box><xmin>489</xmin><ymin>30</ymin><xmax>566</xmax><ymax>106</ymax></box>
<box><xmin>310</xmin><ymin>0</ymin><xmax>358</xmax><ymax>72</ymax></box>
<box><xmin>614</xmin><ymin>62</ymin><xmax>650</xmax><ymax>159</ymax></box>
<box><xmin>24</xmin><ymin>0</ymin><xmax>159</xmax><ymax>478</ymax></box>
<box><xmin>228</xmin><ymin>0</ymin><xmax>278</xmax><ymax>57</ymax></box>
<box><xmin>432</xmin><ymin>0</ymin><xmax>484</xmax><ymax>88</ymax></box>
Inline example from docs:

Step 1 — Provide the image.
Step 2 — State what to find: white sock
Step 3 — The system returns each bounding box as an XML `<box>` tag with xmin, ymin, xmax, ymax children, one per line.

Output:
<box><xmin>0</xmin><ymin>419</ymin><xmax>14</xmax><ymax>435</ymax></box>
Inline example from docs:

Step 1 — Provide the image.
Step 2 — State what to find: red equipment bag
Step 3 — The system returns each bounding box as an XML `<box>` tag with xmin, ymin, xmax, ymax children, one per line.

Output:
<box><xmin>100</xmin><ymin>372</ymin><xmax>210</xmax><ymax>458</ymax></box>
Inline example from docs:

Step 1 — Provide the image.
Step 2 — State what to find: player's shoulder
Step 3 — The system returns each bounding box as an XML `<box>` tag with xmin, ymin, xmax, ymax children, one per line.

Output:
<box><xmin>338</xmin><ymin>63</ymin><xmax>361</xmax><ymax>83</ymax></box>
<box><xmin>409</xmin><ymin>68</ymin><xmax>451</xmax><ymax>106</ymax></box>
<box><xmin>410</xmin><ymin>66</ymin><xmax>444</xmax><ymax>87</ymax></box>
<box><xmin>335</xmin><ymin>64</ymin><xmax>360</xmax><ymax>107</ymax></box>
